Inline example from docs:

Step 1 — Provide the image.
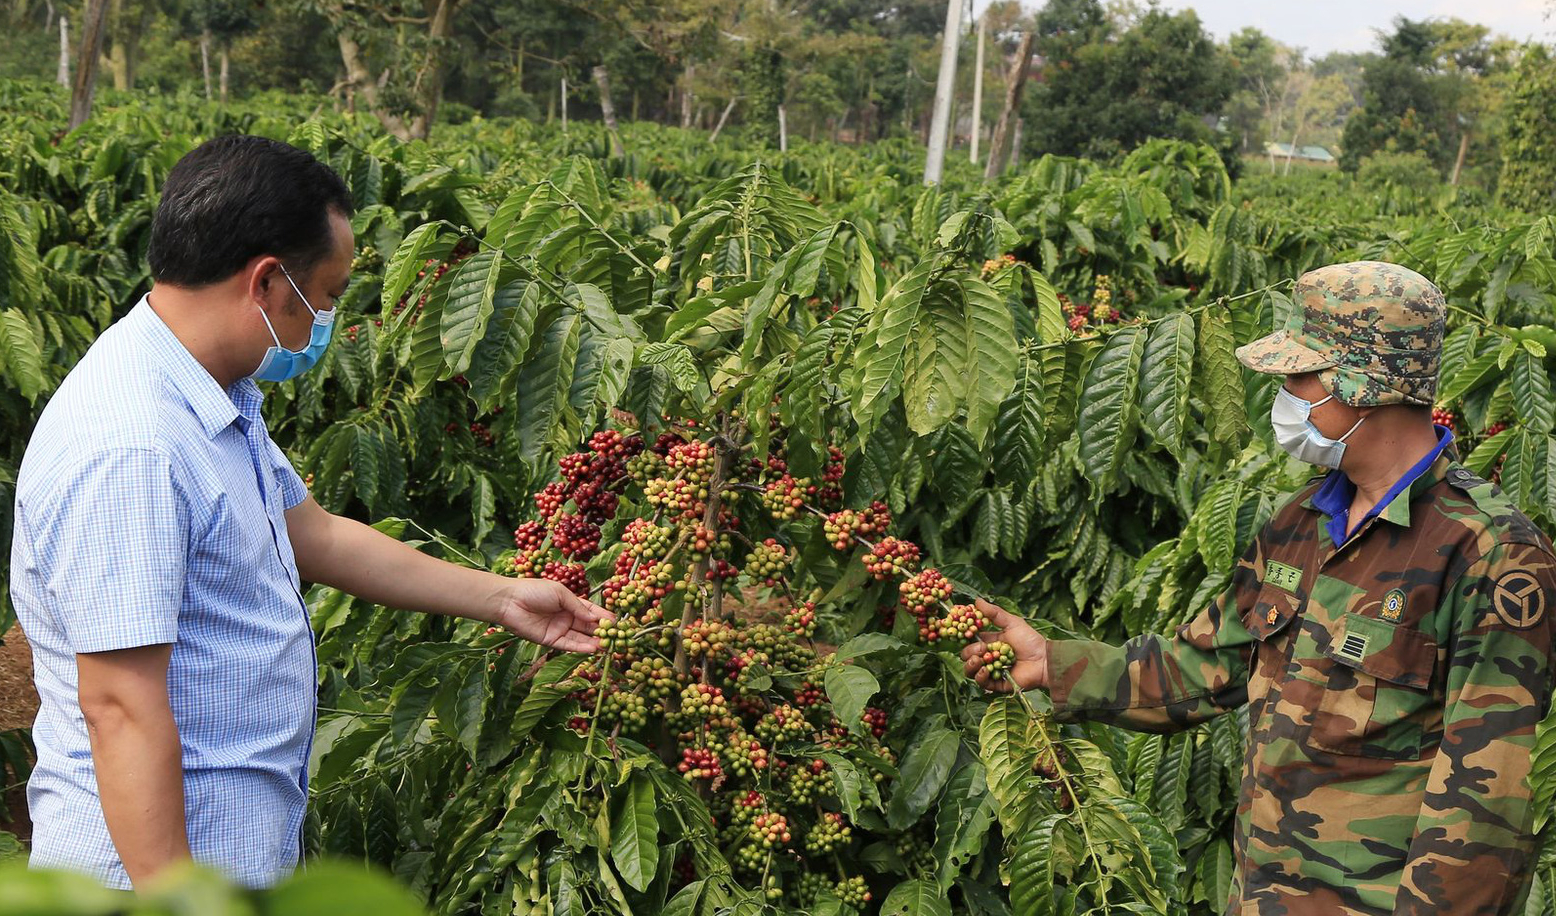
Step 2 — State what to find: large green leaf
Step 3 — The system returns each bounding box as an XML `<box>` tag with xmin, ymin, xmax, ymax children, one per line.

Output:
<box><xmin>886</xmin><ymin>720</ymin><xmax>960</xmax><ymax>829</ymax></box>
<box><xmin>961</xmin><ymin>277</ymin><xmax>1019</xmax><ymax>446</ymax></box>
<box><xmin>1076</xmin><ymin>326</ymin><xmax>1147</xmax><ymax>496</ymax></box>
<box><xmin>903</xmin><ymin>280</ymin><xmax>967</xmax><ymax>436</ymax></box>
<box><xmin>1513</xmin><ymin>350</ymin><xmax>1555</xmax><ymax>434</ymax></box>
<box><xmin>466</xmin><ymin>279</ymin><xmax>542</xmax><ymax>411</ymax></box>
<box><xmin>0</xmin><ymin>310</ymin><xmax>47</xmax><ymax>403</ymax></box>
<box><xmin>380</xmin><ymin>221</ymin><xmax>451</xmax><ymax>313</ymax></box>
<box><xmin>440</xmin><ymin>249</ymin><xmax>504</xmax><ymax>374</ymax></box>
<box><xmin>610</xmin><ymin>774</ymin><xmax>660</xmax><ymax>893</ymax></box>
<box><xmin>853</xmin><ymin>260</ymin><xmax>936</xmax><ymax>441</ymax></box>
<box><xmin>1198</xmin><ymin>306</ymin><xmax>1248</xmax><ymax>452</ymax></box>
<box><xmin>1138</xmin><ymin>312</ymin><xmax>1194</xmax><ymax>459</ymax></box>
<box><xmin>824</xmin><ymin>663</ymin><xmax>880</xmax><ymax>737</ymax></box>
<box><xmin>513</xmin><ymin>311</ymin><xmax>582</xmax><ymax>462</ymax></box>
<box><xmin>879</xmin><ymin>877</ymin><xmax>951</xmax><ymax>916</ymax></box>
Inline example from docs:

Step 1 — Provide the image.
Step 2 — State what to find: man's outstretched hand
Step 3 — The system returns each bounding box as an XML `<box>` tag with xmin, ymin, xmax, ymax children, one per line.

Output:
<box><xmin>495</xmin><ymin>578</ymin><xmax>614</xmax><ymax>654</ymax></box>
<box><xmin>960</xmin><ymin>598</ymin><xmax>1049</xmax><ymax>693</ymax></box>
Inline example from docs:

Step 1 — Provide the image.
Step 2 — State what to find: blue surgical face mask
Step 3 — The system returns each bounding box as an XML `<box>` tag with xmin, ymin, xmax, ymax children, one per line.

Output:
<box><xmin>1270</xmin><ymin>386</ymin><xmax>1366</xmax><ymax>469</ymax></box>
<box><xmin>250</xmin><ymin>264</ymin><xmax>335</xmax><ymax>383</ymax></box>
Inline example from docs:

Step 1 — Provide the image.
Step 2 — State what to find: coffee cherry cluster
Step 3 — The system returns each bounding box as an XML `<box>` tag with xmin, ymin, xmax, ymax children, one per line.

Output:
<box><xmin>834</xmin><ymin>876</ymin><xmax>871</xmax><ymax>907</ymax></box>
<box><xmin>981</xmin><ymin>253</ymin><xmax>1019</xmax><ymax>277</ymax></box>
<box><xmin>783</xmin><ymin>603</ymin><xmax>816</xmax><ymax>638</ymax></box>
<box><xmin>551</xmin><ymin>513</ymin><xmax>602</xmax><ymax>561</ymax></box>
<box><xmin>804</xmin><ymin>812</ymin><xmax>851</xmax><ymax>855</ymax></box>
<box><xmin>756</xmin><ymin>704</ymin><xmax>815</xmax><ymax>744</ymax></box>
<box><xmin>510</xmin><ymin>549</ymin><xmax>545</xmax><ymax>577</ymax></box>
<box><xmin>622</xmin><ymin>518</ymin><xmax>674</xmax><ymax>558</ymax></box>
<box><xmin>748</xmin><ymin>812</ymin><xmax>792</xmax><ymax>849</ymax></box>
<box><xmin>594</xmin><ymin>617</ymin><xmax>642</xmax><ymax>652</ymax></box>
<box><xmin>981</xmin><ymin>641</ymin><xmax>1016</xmax><ymax>681</ymax></box>
<box><xmin>723</xmin><ymin>732</ymin><xmax>771</xmax><ymax>778</ymax></box>
<box><xmin>625</xmin><ymin>658</ymin><xmax>676</xmax><ymax>699</ymax></box>
<box><xmin>680</xmin><ymin>683</ymin><xmax>728</xmax><ymax>719</ymax></box>
<box><xmin>862</xmin><ymin>537</ymin><xmax>921</xmax><ymax>580</ymax></box>
<box><xmin>542</xmin><ymin>561</ymin><xmax>589</xmax><ymax>597</ymax></box>
<box><xmin>822</xmin><ymin>502</ymin><xmax>891</xmax><ymax>551</ymax></box>
<box><xmin>1431</xmin><ymin>406</ymin><xmax>1457</xmax><ymax>433</ymax></box>
<box><xmin>762</xmin><ymin>475</ymin><xmax>809</xmax><ymax>520</ymax></box>
<box><xmin>931</xmin><ymin>604</ymin><xmax>991</xmax><ymax>645</ymax></box>
<box><xmin>899</xmin><ymin>568</ymin><xmax>955</xmax><ymax>623</ymax></box>
<box><xmin>679</xmin><ymin>747</ymin><xmax>722</xmax><ymax>781</ymax></box>
<box><xmin>512</xmin><ymin>520</ymin><xmax>546</xmax><ymax>551</ymax></box>
<box><xmin>783</xmin><ymin>758</ymin><xmax>829</xmax><ymax>805</ymax></box>
<box><xmin>743</xmin><ymin>538</ymin><xmax>790</xmax><ymax>586</ymax></box>
<box><xmin>603</xmin><ymin>690</ymin><xmax>649</xmax><ymax>728</ymax></box>
<box><xmin>862</xmin><ymin>707</ymin><xmax>888</xmax><ymax>739</ymax></box>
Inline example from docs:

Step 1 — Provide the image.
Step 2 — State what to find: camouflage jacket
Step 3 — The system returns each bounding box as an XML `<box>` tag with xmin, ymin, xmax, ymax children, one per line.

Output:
<box><xmin>1047</xmin><ymin>453</ymin><xmax>1556</xmax><ymax>915</ymax></box>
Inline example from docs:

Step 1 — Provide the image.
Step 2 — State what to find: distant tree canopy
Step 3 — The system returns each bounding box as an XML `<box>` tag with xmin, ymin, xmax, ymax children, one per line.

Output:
<box><xmin>1021</xmin><ymin>0</ymin><xmax>1235</xmax><ymax>167</ymax></box>
<box><xmin>1497</xmin><ymin>45</ymin><xmax>1556</xmax><ymax>212</ymax></box>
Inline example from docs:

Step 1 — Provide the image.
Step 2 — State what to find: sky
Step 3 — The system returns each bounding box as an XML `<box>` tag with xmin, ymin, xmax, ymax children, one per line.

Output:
<box><xmin>1132</xmin><ymin>1</ymin><xmax>1552</xmax><ymax>57</ymax></box>
<box><xmin>972</xmin><ymin>1</ymin><xmax>1556</xmax><ymax>57</ymax></box>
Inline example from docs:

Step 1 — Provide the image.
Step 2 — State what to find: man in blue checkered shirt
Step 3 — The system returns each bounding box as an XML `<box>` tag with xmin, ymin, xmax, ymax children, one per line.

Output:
<box><xmin>11</xmin><ymin>136</ymin><xmax>612</xmax><ymax>891</ymax></box>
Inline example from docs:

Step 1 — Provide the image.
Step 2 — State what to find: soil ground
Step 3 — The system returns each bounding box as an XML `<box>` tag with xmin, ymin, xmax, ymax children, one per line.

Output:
<box><xmin>0</xmin><ymin>626</ymin><xmax>38</xmax><ymax>842</ymax></box>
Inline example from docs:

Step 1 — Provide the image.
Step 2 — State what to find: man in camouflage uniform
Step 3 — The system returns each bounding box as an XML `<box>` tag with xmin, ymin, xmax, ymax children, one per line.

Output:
<box><xmin>966</xmin><ymin>261</ymin><xmax>1556</xmax><ymax>915</ymax></box>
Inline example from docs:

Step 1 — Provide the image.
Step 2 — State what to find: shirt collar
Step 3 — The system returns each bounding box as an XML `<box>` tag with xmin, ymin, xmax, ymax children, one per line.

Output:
<box><xmin>1303</xmin><ymin>424</ymin><xmax>1455</xmax><ymax>544</ymax></box>
<box><xmin>134</xmin><ymin>295</ymin><xmax>260</xmax><ymax>439</ymax></box>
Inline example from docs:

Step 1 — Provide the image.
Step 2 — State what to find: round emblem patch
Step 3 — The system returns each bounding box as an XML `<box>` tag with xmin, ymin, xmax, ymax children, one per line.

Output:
<box><xmin>1492</xmin><ymin>572</ymin><xmax>1547</xmax><ymax>630</ymax></box>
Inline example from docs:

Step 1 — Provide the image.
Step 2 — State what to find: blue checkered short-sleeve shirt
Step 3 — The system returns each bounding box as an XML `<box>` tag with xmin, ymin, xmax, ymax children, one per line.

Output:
<box><xmin>13</xmin><ymin>295</ymin><xmax>317</xmax><ymax>890</ymax></box>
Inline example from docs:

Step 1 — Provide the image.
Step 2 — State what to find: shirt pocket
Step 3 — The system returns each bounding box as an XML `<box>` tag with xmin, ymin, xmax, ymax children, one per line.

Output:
<box><xmin>1308</xmin><ymin>612</ymin><xmax>1437</xmax><ymax>760</ymax></box>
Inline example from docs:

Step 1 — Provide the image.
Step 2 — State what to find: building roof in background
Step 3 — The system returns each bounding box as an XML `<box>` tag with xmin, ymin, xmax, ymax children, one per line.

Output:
<box><xmin>1265</xmin><ymin>142</ymin><xmax>1336</xmax><ymax>162</ymax></box>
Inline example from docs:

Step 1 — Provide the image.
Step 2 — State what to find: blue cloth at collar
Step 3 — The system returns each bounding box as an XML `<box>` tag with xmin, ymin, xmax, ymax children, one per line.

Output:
<box><xmin>1310</xmin><ymin>424</ymin><xmax>1454</xmax><ymax>547</ymax></box>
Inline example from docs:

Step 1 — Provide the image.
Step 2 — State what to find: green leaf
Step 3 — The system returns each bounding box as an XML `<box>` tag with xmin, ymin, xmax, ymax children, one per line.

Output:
<box><xmin>1076</xmin><ymin>326</ymin><xmax>1147</xmax><ymax>496</ymax></box>
<box><xmin>1138</xmin><ymin>313</ymin><xmax>1195</xmax><ymax>459</ymax></box>
<box><xmin>381</xmin><ymin>221</ymin><xmax>450</xmax><ymax>313</ymax></box>
<box><xmin>638</xmin><ymin>342</ymin><xmax>701</xmax><ymax>392</ymax></box>
<box><xmin>466</xmin><ymin>279</ymin><xmax>542</xmax><ymax>411</ymax></box>
<box><xmin>610</xmin><ymin>774</ymin><xmax>660</xmax><ymax>893</ymax></box>
<box><xmin>514</xmin><ymin>311</ymin><xmax>582</xmax><ymax>462</ymax></box>
<box><xmin>854</xmin><ymin>260</ymin><xmax>936</xmax><ymax>441</ymax></box>
<box><xmin>824</xmin><ymin>664</ymin><xmax>880</xmax><ymax>737</ymax></box>
<box><xmin>903</xmin><ymin>280</ymin><xmax>967</xmax><ymax>436</ymax></box>
<box><xmin>1441</xmin><ymin>348</ymin><xmax>1504</xmax><ymax>404</ymax></box>
<box><xmin>887</xmin><ymin>721</ymin><xmax>959</xmax><ymax>829</ymax></box>
<box><xmin>978</xmin><ymin>697</ymin><xmax>1036</xmax><ymax>819</ymax></box>
<box><xmin>440</xmin><ymin>249</ymin><xmax>504</xmax><ymax>374</ymax></box>
<box><xmin>962</xmin><ymin>277</ymin><xmax>1019</xmax><ymax>446</ymax></box>
<box><xmin>932</xmin><ymin>763</ymin><xmax>995</xmax><ymax>891</ymax></box>
<box><xmin>0</xmin><ymin>310</ymin><xmax>47</xmax><ymax>403</ymax></box>
<box><xmin>1513</xmin><ymin>350</ymin><xmax>1555</xmax><ymax>434</ymax></box>
<box><xmin>879</xmin><ymin>877</ymin><xmax>951</xmax><ymax>916</ymax></box>
<box><xmin>1007</xmin><ymin>813</ymin><xmax>1064</xmax><ymax>916</ymax></box>
<box><xmin>1198</xmin><ymin>306</ymin><xmax>1248</xmax><ymax>452</ymax></box>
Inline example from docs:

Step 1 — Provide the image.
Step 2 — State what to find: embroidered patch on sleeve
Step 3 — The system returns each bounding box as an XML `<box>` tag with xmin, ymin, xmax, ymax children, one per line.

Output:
<box><xmin>1493</xmin><ymin>571</ymin><xmax>1546</xmax><ymax>630</ymax></box>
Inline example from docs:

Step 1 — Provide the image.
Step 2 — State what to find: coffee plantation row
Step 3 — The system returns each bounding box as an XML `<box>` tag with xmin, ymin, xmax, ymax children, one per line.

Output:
<box><xmin>2</xmin><ymin>79</ymin><xmax>1556</xmax><ymax>915</ymax></box>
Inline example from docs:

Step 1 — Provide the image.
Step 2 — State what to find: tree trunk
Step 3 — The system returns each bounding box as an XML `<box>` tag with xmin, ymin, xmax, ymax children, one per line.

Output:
<box><xmin>561</xmin><ymin>76</ymin><xmax>568</xmax><ymax>133</ymax></box>
<box><xmin>778</xmin><ymin>104</ymin><xmax>788</xmax><ymax>152</ymax></box>
<box><xmin>57</xmin><ymin>15</ymin><xmax>70</xmax><ymax>88</ymax></box>
<box><xmin>631</xmin><ymin>88</ymin><xmax>639</xmax><ymax>123</ymax></box>
<box><xmin>403</xmin><ymin>0</ymin><xmax>458</xmax><ymax>140</ymax></box>
<box><xmin>200</xmin><ymin>29</ymin><xmax>212</xmax><ymax>101</ymax></box>
<box><xmin>69</xmin><ymin>0</ymin><xmax>110</xmax><ymax>131</ymax></box>
<box><xmin>1009</xmin><ymin>116</ymin><xmax>1023</xmax><ymax>171</ymax></box>
<box><xmin>334</xmin><ymin>27</ymin><xmax>412</xmax><ymax>140</ymax></box>
<box><xmin>680</xmin><ymin>62</ymin><xmax>695</xmax><ymax>129</ymax></box>
<box><xmin>970</xmin><ymin>11</ymin><xmax>984</xmax><ymax>164</ymax></box>
<box><xmin>1282</xmin><ymin>126</ymin><xmax>1301</xmax><ymax>176</ymax></box>
<box><xmin>709</xmin><ymin>96</ymin><xmax>737</xmax><ymax>143</ymax></box>
<box><xmin>1450</xmin><ymin>128</ymin><xmax>1470</xmax><ymax>186</ymax></box>
<box><xmin>922</xmin><ymin>0</ymin><xmax>962</xmax><ymax>185</ymax></box>
<box><xmin>219</xmin><ymin>47</ymin><xmax>229</xmax><ymax>104</ymax></box>
<box><xmin>984</xmin><ymin>31</ymin><xmax>1034</xmax><ymax>180</ymax></box>
<box><xmin>593</xmin><ymin>65</ymin><xmax>625</xmax><ymax>157</ymax></box>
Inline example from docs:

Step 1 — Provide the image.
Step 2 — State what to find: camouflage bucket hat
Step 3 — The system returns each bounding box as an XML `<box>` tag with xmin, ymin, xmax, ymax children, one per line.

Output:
<box><xmin>1235</xmin><ymin>260</ymin><xmax>1447</xmax><ymax>407</ymax></box>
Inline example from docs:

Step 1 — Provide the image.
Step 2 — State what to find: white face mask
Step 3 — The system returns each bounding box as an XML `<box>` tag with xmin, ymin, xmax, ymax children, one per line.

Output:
<box><xmin>1271</xmin><ymin>387</ymin><xmax>1366</xmax><ymax>469</ymax></box>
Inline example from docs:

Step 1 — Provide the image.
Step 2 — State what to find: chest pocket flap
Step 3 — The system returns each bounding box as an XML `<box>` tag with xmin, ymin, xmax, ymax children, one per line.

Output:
<box><xmin>1323</xmin><ymin>612</ymin><xmax>1436</xmax><ymax>689</ymax></box>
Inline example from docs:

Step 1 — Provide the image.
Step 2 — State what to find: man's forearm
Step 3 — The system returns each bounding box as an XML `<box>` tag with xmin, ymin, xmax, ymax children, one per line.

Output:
<box><xmin>298</xmin><ymin>511</ymin><xmax>505</xmax><ymax>623</ymax></box>
<box><xmin>83</xmin><ymin>699</ymin><xmax>189</xmax><ymax>887</ymax></box>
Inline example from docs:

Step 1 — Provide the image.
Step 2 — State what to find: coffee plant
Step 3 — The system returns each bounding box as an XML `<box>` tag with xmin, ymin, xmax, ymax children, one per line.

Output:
<box><xmin>3</xmin><ymin>80</ymin><xmax>1556</xmax><ymax>913</ymax></box>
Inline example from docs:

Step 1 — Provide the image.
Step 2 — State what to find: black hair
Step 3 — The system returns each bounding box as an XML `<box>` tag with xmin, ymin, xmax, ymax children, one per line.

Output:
<box><xmin>147</xmin><ymin>135</ymin><xmax>355</xmax><ymax>288</ymax></box>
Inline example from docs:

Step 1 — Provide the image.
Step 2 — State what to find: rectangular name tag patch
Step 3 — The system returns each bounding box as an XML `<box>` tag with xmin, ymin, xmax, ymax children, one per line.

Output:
<box><xmin>1266</xmin><ymin>560</ymin><xmax>1303</xmax><ymax>593</ymax></box>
